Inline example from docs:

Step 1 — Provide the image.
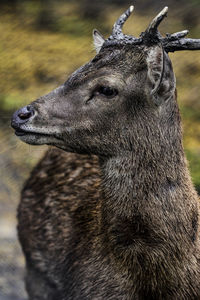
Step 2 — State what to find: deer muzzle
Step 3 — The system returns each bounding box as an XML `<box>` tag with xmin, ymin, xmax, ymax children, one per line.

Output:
<box><xmin>11</xmin><ymin>105</ymin><xmax>35</xmax><ymax>136</ymax></box>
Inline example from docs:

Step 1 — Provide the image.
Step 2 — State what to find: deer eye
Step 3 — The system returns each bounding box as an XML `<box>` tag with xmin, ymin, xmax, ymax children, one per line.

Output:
<box><xmin>97</xmin><ymin>86</ymin><xmax>118</xmax><ymax>98</ymax></box>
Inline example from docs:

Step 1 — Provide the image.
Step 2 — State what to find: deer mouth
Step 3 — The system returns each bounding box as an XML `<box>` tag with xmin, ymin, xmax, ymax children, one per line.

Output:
<box><xmin>13</xmin><ymin>126</ymin><xmax>48</xmax><ymax>138</ymax></box>
<box><xmin>12</xmin><ymin>122</ymin><xmax>52</xmax><ymax>138</ymax></box>
<box><xmin>14</xmin><ymin>127</ymin><xmax>51</xmax><ymax>143</ymax></box>
<box><xmin>15</xmin><ymin>128</ymin><xmax>31</xmax><ymax>136</ymax></box>
<box><xmin>14</xmin><ymin>127</ymin><xmax>53</xmax><ymax>138</ymax></box>
<box><xmin>13</xmin><ymin>125</ymin><xmax>64</xmax><ymax>146</ymax></box>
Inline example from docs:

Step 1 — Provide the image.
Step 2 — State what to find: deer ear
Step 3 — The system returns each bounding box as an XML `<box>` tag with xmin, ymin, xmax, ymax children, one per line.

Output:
<box><xmin>146</xmin><ymin>44</ymin><xmax>164</xmax><ymax>105</ymax></box>
<box><xmin>146</xmin><ymin>44</ymin><xmax>176</xmax><ymax>105</ymax></box>
<box><xmin>93</xmin><ymin>29</ymin><xmax>105</xmax><ymax>54</ymax></box>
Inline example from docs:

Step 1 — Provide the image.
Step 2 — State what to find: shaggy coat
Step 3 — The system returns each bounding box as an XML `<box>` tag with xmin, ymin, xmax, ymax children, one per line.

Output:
<box><xmin>12</xmin><ymin>7</ymin><xmax>200</xmax><ymax>300</ymax></box>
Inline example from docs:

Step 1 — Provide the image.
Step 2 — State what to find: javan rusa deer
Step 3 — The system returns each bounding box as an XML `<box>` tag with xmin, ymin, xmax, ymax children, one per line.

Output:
<box><xmin>11</xmin><ymin>6</ymin><xmax>200</xmax><ymax>300</ymax></box>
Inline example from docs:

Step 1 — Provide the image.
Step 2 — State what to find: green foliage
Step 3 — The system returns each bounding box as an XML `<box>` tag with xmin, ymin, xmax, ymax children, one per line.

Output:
<box><xmin>0</xmin><ymin>12</ymin><xmax>93</xmax><ymax>108</ymax></box>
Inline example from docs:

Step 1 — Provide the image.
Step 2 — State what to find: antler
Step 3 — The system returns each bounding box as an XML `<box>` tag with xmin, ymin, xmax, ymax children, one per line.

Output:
<box><xmin>141</xmin><ymin>7</ymin><xmax>200</xmax><ymax>52</ymax></box>
<box><xmin>144</xmin><ymin>7</ymin><xmax>168</xmax><ymax>36</ymax></box>
<box><xmin>162</xmin><ymin>32</ymin><xmax>200</xmax><ymax>52</ymax></box>
<box><xmin>112</xmin><ymin>5</ymin><xmax>134</xmax><ymax>39</ymax></box>
<box><xmin>103</xmin><ymin>6</ymin><xmax>200</xmax><ymax>53</ymax></box>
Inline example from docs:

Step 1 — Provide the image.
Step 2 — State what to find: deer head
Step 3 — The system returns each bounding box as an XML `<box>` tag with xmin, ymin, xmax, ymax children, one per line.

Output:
<box><xmin>11</xmin><ymin>7</ymin><xmax>200</xmax><ymax>157</ymax></box>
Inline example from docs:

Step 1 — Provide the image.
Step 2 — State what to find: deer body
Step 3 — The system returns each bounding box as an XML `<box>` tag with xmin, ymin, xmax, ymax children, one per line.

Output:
<box><xmin>19</xmin><ymin>146</ymin><xmax>200</xmax><ymax>299</ymax></box>
<box><xmin>11</xmin><ymin>7</ymin><xmax>200</xmax><ymax>300</ymax></box>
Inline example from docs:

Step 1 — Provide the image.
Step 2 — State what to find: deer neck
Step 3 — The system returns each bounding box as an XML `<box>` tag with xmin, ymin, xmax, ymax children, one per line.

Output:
<box><xmin>99</xmin><ymin>135</ymin><xmax>199</xmax><ymax>251</ymax></box>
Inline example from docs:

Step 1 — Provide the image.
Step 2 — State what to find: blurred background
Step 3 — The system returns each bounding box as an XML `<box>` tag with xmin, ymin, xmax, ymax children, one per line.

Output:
<box><xmin>0</xmin><ymin>0</ymin><xmax>200</xmax><ymax>299</ymax></box>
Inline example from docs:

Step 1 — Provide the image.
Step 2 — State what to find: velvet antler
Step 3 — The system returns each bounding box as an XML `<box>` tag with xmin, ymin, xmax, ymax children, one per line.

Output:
<box><xmin>97</xmin><ymin>6</ymin><xmax>200</xmax><ymax>53</ymax></box>
<box><xmin>112</xmin><ymin>5</ymin><xmax>134</xmax><ymax>39</ymax></box>
<box><xmin>143</xmin><ymin>7</ymin><xmax>169</xmax><ymax>37</ymax></box>
<box><xmin>162</xmin><ymin>32</ymin><xmax>200</xmax><ymax>52</ymax></box>
<box><xmin>140</xmin><ymin>6</ymin><xmax>200</xmax><ymax>52</ymax></box>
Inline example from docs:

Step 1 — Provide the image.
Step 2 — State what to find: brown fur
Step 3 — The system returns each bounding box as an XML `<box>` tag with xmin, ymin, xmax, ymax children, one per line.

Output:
<box><xmin>12</xmin><ymin>40</ymin><xmax>200</xmax><ymax>299</ymax></box>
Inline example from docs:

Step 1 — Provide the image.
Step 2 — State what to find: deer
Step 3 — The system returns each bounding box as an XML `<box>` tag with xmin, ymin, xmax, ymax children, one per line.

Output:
<box><xmin>11</xmin><ymin>6</ymin><xmax>200</xmax><ymax>300</ymax></box>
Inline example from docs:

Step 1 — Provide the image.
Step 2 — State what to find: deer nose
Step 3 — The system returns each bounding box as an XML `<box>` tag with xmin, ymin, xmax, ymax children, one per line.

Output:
<box><xmin>11</xmin><ymin>105</ymin><xmax>35</xmax><ymax>129</ymax></box>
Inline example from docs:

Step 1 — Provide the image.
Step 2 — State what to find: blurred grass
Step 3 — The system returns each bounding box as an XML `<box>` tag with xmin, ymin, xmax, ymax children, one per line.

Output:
<box><xmin>0</xmin><ymin>1</ymin><xmax>200</xmax><ymax>192</ymax></box>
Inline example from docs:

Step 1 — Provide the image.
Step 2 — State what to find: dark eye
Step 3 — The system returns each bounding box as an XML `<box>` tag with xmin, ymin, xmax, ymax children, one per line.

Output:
<box><xmin>97</xmin><ymin>86</ymin><xmax>118</xmax><ymax>98</ymax></box>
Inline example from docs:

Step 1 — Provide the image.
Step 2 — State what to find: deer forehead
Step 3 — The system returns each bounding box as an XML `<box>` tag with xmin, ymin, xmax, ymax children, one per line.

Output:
<box><xmin>65</xmin><ymin>48</ymin><xmax>146</xmax><ymax>90</ymax></box>
<box><xmin>87</xmin><ymin>74</ymin><xmax>125</xmax><ymax>88</ymax></box>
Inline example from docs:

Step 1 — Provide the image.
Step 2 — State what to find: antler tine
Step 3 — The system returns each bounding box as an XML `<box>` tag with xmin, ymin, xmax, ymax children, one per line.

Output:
<box><xmin>162</xmin><ymin>28</ymin><xmax>200</xmax><ymax>52</ymax></box>
<box><xmin>112</xmin><ymin>5</ymin><xmax>134</xmax><ymax>39</ymax></box>
<box><xmin>106</xmin><ymin>5</ymin><xmax>200</xmax><ymax>53</ymax></box>
<box><xmin>168</xmin><ymin>30</ymin><xmax>189</xmax><ymax>40</ymax></box>
<box><xmin>163</xmin><ymin>38</ymin><xmax>200</xmax><ymax>53</ymax></box>
<box><xmin>145</xmin><ymin>6</ymin><xmax>168</xmax><ymax>35</ymax></box>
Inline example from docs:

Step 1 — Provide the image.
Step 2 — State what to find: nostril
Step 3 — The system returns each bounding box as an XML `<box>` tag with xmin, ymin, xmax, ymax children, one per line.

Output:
<box><xmin>18</xmin><ymin>106</ymin><xmax>34</xmax><ymax>121</ymax></box>
<box><xmin>11</xmin><ymin>105</ymin><xmax>35</xmax><ymax>129</ymax></box>
<box><xmin>18</xmin><ymin>111</ymin><xmax>32</xmax><ymax>120</ymax></box>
